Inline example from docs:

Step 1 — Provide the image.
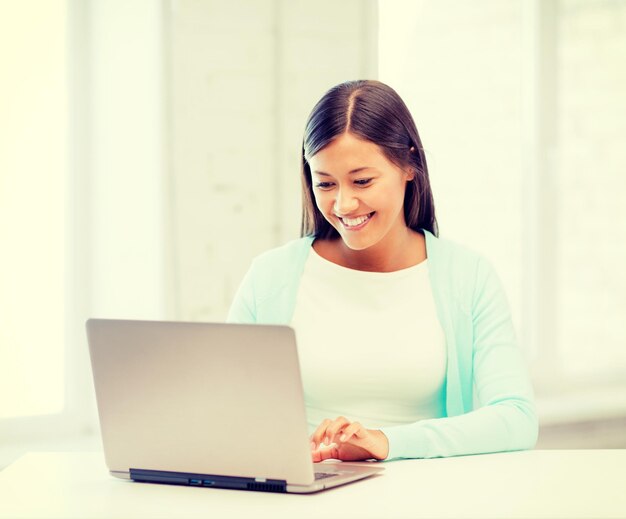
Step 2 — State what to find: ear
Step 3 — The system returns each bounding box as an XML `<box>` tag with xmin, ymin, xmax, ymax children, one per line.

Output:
<box><xmin>404</xmin><ymin>168</ymin><xmax>415</xmax><ymax>182</ymax></box>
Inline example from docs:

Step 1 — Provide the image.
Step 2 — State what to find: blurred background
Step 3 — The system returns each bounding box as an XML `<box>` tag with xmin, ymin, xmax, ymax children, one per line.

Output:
<box><xmin>1</xmin><ymin>0</ymin><xmax>625</xmax><ymax>469</ymax></box>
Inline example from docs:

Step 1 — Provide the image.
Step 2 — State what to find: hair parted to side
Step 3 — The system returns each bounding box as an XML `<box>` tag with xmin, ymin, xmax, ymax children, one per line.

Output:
<box><xmin>300</xmin><ymin>79</ymin><xmax>438</xmax><ymax>239</ymax></box>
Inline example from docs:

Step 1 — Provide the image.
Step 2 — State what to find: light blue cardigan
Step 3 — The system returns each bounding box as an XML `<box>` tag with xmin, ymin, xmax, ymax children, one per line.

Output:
<box><xmin>227</xmin><ymin>230</ymin><xmax>538</xmax><ymax>460</ymax></box>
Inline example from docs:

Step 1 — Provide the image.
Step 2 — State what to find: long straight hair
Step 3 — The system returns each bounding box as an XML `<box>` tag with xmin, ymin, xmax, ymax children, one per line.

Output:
<box><xmin>300</xmin><ymin>80</ymin><xmax>438</xmax><ymax>239</ymax></box>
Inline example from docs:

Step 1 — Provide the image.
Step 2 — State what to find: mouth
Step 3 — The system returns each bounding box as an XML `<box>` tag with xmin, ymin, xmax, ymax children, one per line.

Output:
<box><xmin>337</xmin><ymin>211</ymin><xmax>375</xmax><ymax>231</ymax></box>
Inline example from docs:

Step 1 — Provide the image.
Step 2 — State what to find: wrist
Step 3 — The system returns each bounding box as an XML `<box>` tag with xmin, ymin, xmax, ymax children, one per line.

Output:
<box><xmin>371</xmin><ymin>429</ymin><xmax>389</xmax><ymax>460</ymax></box>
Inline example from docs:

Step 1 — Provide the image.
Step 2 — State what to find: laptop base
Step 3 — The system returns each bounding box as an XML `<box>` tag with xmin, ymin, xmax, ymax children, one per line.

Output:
<box><xmin>130</xmin><ymin>468</ymin><xmax>287</xmax><ymax>493</ymax></box>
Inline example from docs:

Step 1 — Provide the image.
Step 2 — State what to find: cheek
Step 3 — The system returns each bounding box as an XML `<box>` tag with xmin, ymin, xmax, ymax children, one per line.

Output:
<box><xmin>312</xmin><ymin>191</ymin><xmax>331</xmax><ymax>212</ymax></box>
<box><xmin>311</xmin><ymin>190</ymin><xmax>321</xmax><ymax>210</ymax></box>
<box><xmin>376</xmin><ymin>182</ymin><xmax>404</xmax><ymax>204</ymax></box>
<box><xmin>376</xmin><ymin>183</ymin><xmax>408</xmax><ymax>216</ymax></box>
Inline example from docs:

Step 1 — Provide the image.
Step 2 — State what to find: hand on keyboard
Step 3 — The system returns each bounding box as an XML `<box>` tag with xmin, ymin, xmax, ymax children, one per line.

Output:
<box><xmin>310</xmin><ymin>416</ymin><xmax>389</xmax><ymax>462</ymax></box>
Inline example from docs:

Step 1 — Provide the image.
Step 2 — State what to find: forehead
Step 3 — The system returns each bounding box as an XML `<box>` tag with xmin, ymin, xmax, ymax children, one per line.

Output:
<box><xmin>309</xmin><ymin>133</ymin><xmax>392</xmax><ymax>174</ymax></box>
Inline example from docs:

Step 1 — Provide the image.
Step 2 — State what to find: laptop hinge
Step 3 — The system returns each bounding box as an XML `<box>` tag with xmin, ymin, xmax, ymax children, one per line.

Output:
<box><xmin>130</xmin><ymin>468</ymin><xmax>287</xmax><ymax>493</ymax></box>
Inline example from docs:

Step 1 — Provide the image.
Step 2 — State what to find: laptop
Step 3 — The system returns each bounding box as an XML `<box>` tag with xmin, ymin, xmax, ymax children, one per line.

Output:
<box><xmin>86</xmin><ymin>318</ymin><xmax>384</xmax><ymax>493</ymax></box>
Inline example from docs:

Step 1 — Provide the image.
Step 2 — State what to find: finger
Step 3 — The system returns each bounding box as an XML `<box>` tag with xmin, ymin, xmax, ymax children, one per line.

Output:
<box><xmin>310</xmin><ymin>419</ymin><xmax>332</xmax><ymax>450</ymax></box>
<box><xmin>311</xmin><ymin>443</ymin><xmax>340</xmax><ymax>463</ymax></box>
<box><xmin>325</xmin><ymin>416</ymin><xmax>351</xmax><ymax>445</ymax></box>
<box><xmin>338</xmin><ymin>421</ymin><xmax>365</xmax><ymax>443</ymax></box>
<box><xmin>310</xmin><ymin>416</ymin><xmax>349</xmax><ymax>448</ymax></box>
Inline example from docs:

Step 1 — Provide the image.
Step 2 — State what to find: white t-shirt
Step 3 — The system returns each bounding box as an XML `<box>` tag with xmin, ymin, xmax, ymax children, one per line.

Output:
<box><xmin>290</xmin><ymin>246</ymin><xmax>447</xmax><ymax>433</ymax></box>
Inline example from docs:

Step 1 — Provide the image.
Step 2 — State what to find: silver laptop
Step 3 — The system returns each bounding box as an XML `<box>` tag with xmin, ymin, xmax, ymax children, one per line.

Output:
<box><xmin>86</xmin><ymin>319</ymin><xmax>384</xmax><ymax>493</ymax></box>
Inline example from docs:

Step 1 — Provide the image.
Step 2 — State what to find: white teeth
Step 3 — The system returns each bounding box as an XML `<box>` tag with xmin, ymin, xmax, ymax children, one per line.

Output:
<box><xmin>342</xmin><ymin>213</ymin><xmax>371</xmax><ymax>227</ymax></box>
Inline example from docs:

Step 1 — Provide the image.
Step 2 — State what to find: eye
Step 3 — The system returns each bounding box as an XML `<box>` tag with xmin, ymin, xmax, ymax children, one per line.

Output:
<box><xmin>314</xmin><ymin>181</ymin><xmax>334</xmax><ymax>190</ymax></box>
<box><xmin>354</xmin><ymin>178</ymin><xmax>373</xmax><ymax>186</ymax></box>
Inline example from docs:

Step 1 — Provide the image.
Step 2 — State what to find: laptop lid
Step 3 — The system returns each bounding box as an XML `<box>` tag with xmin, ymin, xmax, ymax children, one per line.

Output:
<box><xmin>86</xmin><ymin>319</ymin><xmax>316</xmax><ymax>486</ymax></box>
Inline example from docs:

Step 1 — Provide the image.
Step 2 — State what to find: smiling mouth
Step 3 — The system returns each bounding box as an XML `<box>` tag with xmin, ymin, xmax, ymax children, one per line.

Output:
<box><xmin>337</xmin><ymin>212</ymin><xmax>375</xmax><ymax>230</ymax></box>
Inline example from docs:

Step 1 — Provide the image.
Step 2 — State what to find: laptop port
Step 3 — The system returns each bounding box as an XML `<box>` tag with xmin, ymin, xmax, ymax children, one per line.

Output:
<box><xmin>202</xmin><ymin>480</ymin><xmax>215</xmax><ymax>486</ymax></box>
<box><xmin>189</xmin><ymin>479</ymin><xmax>202</xmax><ymax>486</ymax></box>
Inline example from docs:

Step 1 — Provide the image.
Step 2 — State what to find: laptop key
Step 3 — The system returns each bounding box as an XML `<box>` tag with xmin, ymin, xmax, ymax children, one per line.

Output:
<box><xmin>314</xmin><ymin>472</ymin><xmax>338</xmax><ymax>480</ymax></box>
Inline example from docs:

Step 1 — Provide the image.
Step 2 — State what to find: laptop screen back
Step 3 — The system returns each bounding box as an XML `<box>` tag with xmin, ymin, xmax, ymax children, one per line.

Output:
<box><xmin>87</xmin><ymin>319</ymin><xmax>315</xmax><ymax>485</ymax></box>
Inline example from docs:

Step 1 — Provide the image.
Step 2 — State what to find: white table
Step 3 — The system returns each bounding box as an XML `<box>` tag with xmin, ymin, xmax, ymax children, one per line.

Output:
<box><xmin>0</xmin><ymin>450</ymin><xmax>624</xmax><ymax>518</ymax></box>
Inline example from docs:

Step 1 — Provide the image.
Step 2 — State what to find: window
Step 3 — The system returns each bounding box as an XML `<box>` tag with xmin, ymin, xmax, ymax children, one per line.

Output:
<box><xmin>0</xmin><ymin>0</ymin><xmax>67</xmax><ymax>419</ymax></box>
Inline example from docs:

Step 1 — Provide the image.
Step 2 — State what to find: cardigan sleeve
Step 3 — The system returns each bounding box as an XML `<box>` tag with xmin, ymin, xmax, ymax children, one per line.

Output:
<box><xmin>226</xmin><ymin>262</ymin><xmax>257</xmax><ymax>324</ymax></box>
<box><xmin>226</xmin><ymin>236</ymin><xmax>314</xmax><ymax>325</ymax></box>
<box><xmin>380</xmin><ymin>257</ymin><xmax>538</xmax><ymax>460</ymax></box>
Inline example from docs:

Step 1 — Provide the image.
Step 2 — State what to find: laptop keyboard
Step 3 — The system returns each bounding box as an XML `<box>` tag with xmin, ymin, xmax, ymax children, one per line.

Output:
<box><xmin>314</xmin><ymin>472</ymin><xmax>339</xmax><ymax>480</ymax></box>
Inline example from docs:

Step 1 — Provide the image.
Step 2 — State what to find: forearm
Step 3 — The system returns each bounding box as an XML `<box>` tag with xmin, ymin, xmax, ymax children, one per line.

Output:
<box><xmin>380</xmin><ymin>399</ymin><xmax>538</xmax><ymax>460</ymax></box>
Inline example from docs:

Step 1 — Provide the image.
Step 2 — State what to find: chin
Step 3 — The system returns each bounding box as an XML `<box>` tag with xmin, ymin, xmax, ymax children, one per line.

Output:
<box><xmin>338</xmin><ymin>235</ymin><xmax>378</xmax><ymax>251</ymax></box>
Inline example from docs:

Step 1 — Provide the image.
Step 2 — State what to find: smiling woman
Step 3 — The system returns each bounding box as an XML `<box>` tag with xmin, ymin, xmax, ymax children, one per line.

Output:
<box><xmin>299</xmin><ymin>81</ymin><xmax>436</xmax><ymax>275</ymax></box>
<box><xmin>227</xmin><ymin>80</ymin><xmax>538</xmax><ymax>462</ymax></box>
<box><xmin>307</xmin><ymin>134</ymin><xmax>417</xmax><ymax>270</ymax></box>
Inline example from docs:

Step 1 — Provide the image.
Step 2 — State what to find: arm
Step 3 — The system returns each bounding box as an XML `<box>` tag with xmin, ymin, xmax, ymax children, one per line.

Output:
<box><xmin>226</xmin><ymin>263</ymin><xmax>257</xmax><ymax>324</ymax></box>
<box><xmin>380</xmin><ymin>258</ymin><xmax>538</xmax><ymax>459</ymax></box>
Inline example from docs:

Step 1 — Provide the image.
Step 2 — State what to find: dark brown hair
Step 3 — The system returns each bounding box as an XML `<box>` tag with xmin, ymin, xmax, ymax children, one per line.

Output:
<box><xmin>300</xmin><ymin>80</ymin><xmax>438</xmax><ymax>238</ymax></box>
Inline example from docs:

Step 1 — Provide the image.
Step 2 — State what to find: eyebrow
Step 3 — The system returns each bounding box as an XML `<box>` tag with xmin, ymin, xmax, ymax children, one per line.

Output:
<box><xmin>313</xmin><ymin>167</ymin><xmax>374</xmax><ymax>176</ymax></box>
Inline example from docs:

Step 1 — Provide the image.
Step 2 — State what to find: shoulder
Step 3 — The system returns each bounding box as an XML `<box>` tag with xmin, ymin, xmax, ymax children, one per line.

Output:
<box><xmin>228</xmin><ymin>236</ymin><xmax>314</xmax><ymax>323</ymax></box>
<box><xmin>425</xmin><ymin>230</ymin><xmax>487</xmax><ymax>273</ymax></box>
<box><xmin>250</xmin><ymin>235</ymin><xmax>314</xmax><ymax>271</ymax></box>
<box><xmin>424</xmin><ymin>231</ymin><xmax>501</xmax><ymax>308</ymax></box>
<box><xmin>245</xmin><ymin>236</ymin><xmax>314</xmax><ymax>294</ymax></box>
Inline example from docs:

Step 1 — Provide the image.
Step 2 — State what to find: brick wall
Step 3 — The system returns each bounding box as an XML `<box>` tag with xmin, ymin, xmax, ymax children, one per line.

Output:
<box><xmin>379</xmin><ymin>0</ymin><xmax>626</xmax><ymax>423</ymax></box>
<box><xmin>554</xmin><ymin>0</ymin><xmax>626</xmax><ymax>379</ymax></box>
<box><xmin>168</xmin><ymin>0</ymin><xmax>377</xmax><ymax>321</ymax></box>
<box><xmin>379</xmin><ymin>0</ymin><xmax>525</xmax><ymax>341</ymax></box>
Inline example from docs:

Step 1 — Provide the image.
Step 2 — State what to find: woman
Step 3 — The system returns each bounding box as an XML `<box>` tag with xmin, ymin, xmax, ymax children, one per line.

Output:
<box><xmin>227</xmin><ymin>80</ymin><xmax>538</xmax><ymax>462</ymax></box>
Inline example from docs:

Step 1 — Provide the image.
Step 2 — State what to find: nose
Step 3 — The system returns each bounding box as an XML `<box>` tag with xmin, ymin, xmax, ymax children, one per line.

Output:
<box><xmin>333</xmin><ymin>186</ymin><xmax>359</xmax><ymax>216</ymax></box>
